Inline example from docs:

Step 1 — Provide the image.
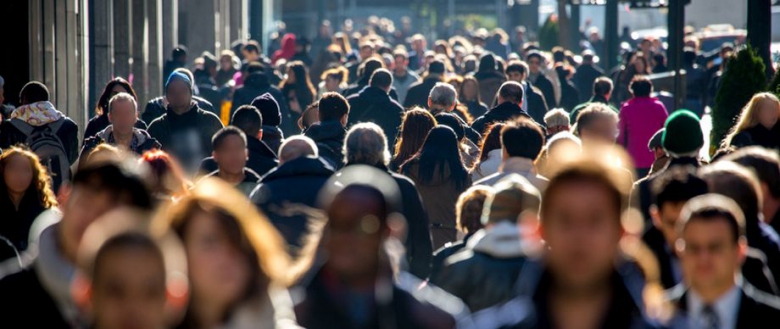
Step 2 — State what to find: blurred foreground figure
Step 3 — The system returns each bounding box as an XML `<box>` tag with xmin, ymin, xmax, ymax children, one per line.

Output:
<box><xmin>0</xmin><ymin>161</ymin><xmax>153</xmax><ymax>328</ymax></box>
<box><xmin>293</xmin><ymin>165</ymin><xmax>466</xmax><ymax>329</ymax></box>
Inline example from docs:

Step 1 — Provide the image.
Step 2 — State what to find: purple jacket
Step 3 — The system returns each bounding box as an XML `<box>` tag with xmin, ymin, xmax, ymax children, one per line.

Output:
<box><xmin>618</xmin><ymin>97</ymin><xmax>669</xmax><ymax>169</ymax></box>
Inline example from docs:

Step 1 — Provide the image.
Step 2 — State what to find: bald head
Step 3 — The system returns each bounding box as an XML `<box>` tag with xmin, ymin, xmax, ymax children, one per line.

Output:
<box><xmin>279</xmin><ymin>136</ymin><xmax>318</xmax><ymax>164</ymax></box>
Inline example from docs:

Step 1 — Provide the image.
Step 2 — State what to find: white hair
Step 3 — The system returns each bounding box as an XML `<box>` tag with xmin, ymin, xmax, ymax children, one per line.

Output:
<box><xmin>544</xmin><ymin>108</ymin><xmax>570</xmax><ymax>128</ymax></box>
<box><xmin>279</xmin><ymin>135</ymin><xmax>319</xmax><ymax>163</ymax></box>
<box><xmin>428</xmin><ymin>82</ymin><xmax>457</xmax><ymax>108</ymax></box>
<box><xmin>344</xmin><ymin>122</ymin><xmax>391</xmax><ymax>166</ymax></box>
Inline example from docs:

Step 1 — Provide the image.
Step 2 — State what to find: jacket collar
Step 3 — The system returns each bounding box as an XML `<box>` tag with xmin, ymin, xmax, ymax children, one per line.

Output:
<box><xmin>262</xmin><ymin>156</ymin><xmax>334</xmax><ymax>182</ymax></box>
<box><xmin>467</xmin><ymin>221</ymin><xmax>526</xmax><ymax>258</ymax></box>
<box><xmin>500</xmin><ymin>157</ymin><xmax>536</xmax><ymax>175</ymax></box>
<box><xmin>247</xmin><ymin>137</ymin><xmax>277</xmax><ymax>159</ymax></box>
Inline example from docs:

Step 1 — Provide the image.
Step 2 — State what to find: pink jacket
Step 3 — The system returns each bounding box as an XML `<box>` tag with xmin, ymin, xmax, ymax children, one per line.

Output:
<box><xmin>618</xmin><ymin>97</ymin><xmax>669</xmax><ymax>169</ymax></box>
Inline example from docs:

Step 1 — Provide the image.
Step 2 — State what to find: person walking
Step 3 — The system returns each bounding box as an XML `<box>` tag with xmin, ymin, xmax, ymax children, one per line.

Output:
<box><xmin>81</xmin><ymin>93</ymin><xmax>161</xmax><ymax>158</ymax></box>
<box><xmin>617</xmin><ymin>76</ymin><xmax>669</xmax><ymax>178</ymax></box>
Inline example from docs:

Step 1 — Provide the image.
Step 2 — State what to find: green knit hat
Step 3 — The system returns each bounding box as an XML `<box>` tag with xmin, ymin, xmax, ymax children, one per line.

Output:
<box><xmin>662</xmin><ymin>110</ymin><xmax>703</xmax><ymax>157</ymax></box>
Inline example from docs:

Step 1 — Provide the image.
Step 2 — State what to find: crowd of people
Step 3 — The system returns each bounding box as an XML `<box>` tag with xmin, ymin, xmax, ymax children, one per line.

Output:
<box><xmin>0</xmin><ymin>14</ymin><xmax>780</xmax><ymax>329</ymax></box>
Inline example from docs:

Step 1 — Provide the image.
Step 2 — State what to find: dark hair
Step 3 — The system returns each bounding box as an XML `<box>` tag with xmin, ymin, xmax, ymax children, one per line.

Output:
<box><xmin>402</xmin><ymin>126</ymin><xmax>469</xmax><ymax>190</ymax></box>
<box><xmin>279</xmin><ymin>61</ymin><xmax>316</xmax><ymax>111</ymax></box>
<box><xmin>92</xmin><ymin>232</ymin><xmax>164</xmax><ymax>282</ymax></box>
<box><xmin>298</xmin><ymin>101</ymin><xmax>319</xmax><ymax>131</ymax></box>
<box><xmin>246</xmin><ymin>62</ymin><xmax>265</xmax><ymax>75</ymax></box>
<box><xmin>686</xmin><ymin>208</ymin><xmax>743</xmax><ymax>242</ymax></box>
<box><xmin>392</xmin><ymin>108</ymin><xmax>437</xmax><ymax>170</ymax></box>
<box><xmin>651</xmin><ymin>166</ymin><xmax>708</xmax><ymax>208</ymax></box>
<box><xmin>434</xmin><ymin>113</ymin><xmax>465</xmax><ymax>141</ymax></box>
<box><xmin>242</xmin><ymin>41</ymin><xmax>260</xmax><ymax>54</ymax></box>
<box><xmin>724</xmin><ymin>147</ymin><xmax>780</xmax><ymax>199</ymax></box>
<box><xmin>505</xmin><ymin>60</ymin><xmax>529</xmax><ymax>76</ymax></box>
<box><xmin>683</xmin><ymin>48</ymin><xmax>697</xmax><ymax>66</ymax></box>
<box><xmin>498</xmin><ymin>81</ymin><xmax>524</xmax><ymax>104</ymax></box>
<box><xmin>698</xmin><ymin>162</ymin><xmax>762</xmax><ymax>232</ymax></box>
<box><xmin>73</xmin><ymin>162</ymin><xmax>153</xmax><ymax>210</ymax></box>
<box><xmin>172</xmin><ymin>45</ymin><xmax>188</xmax><ymax>59</ymax></box>
<box><xmin>629</xmin><ymin>76</ymin><xmax>653</xmax><ymax>97</ymax></box>
<box><xmin>526</xmin><ymin>51</ymin><xmax>544</xmax><ymax>62</ymax></box>
<box><xmin>212</xmin><ymin>126</ymin><xmax>248</xmax><ymax>151</ymax></box>
<box><xmin>680</xmin><ymin>195</ymin><xmax>746</xmax><ymax>243</ymax></box>
<box><xmin>501</xmin><ymin>119</ymin><xmax>544</xmax><ymax>160</ymax></box>
<box><xmin>593</xmin><ymin>77</ymin><xmax>613</xmax><ymax>98</ymax></box>
<box><xmin>20</xmin><ymin>81</ymin><xmax>50</xmax><ymax>104</ymax></box>
<box><xmin>231</xmin><ymin>105</ymin><xmax>262</xmax><ymax>138</ymax></box>
<box><xmin>369</xmin><ymin>69</ymin><xmax>393</xmax><ymax>89</ymax></box>
<box><xmin>360</xmin><ymin>58</ymin><xmax>385</xmax><ymax>81</ymax></box>
<box><xmin>318</xmin><ymin>92</ymin><xmax>350</xmax><ymax>121</ymax></box>
<box><xmin>473</xmin><ymin>123</ymin><xmax>504</xmax><ymax>170</ymax></box>
<box><xmin>95</xmin><ymin>78</ymin><xmax>137</xmax><ymax>116</ymax></box>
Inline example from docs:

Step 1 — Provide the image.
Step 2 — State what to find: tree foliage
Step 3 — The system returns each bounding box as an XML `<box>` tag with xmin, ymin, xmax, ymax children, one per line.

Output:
<box><xmin>538</xmin><ymin>14</ymin><xmax>559</xmax><ymax>51</ymax></box>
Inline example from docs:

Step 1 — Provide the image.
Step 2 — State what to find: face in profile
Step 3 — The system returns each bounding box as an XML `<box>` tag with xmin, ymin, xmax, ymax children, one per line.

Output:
<box><xmin>541</xmin><ymin>180</ymin><xmax>623</xmax><ymax>288</ymax></box>
<box><xmin>91</xmin><ymin>246</ymin><xmax>167</xmax><ymax>329</ymax></box>
<box><xmin>323</xmin><ymin>188</ymin><xmax>386</xmax><ymax>280</ymax></box>
<box><xmin>184</xmin><ymin>210</ymin><xmax>251</xmax><ymax>309</ymax></box>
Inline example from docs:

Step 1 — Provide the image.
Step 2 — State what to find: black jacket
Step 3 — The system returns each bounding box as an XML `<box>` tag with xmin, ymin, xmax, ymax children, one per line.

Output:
<box><xmin>343</xmin><ymin>81</ymin><xmax>400</xmax><ymax>101</ymax></box>
<box><xmin>404</xmin><ymin>77</ymin><xmax>441</xmax><ymax>109</ymax></box>
<box><xmin>261</xmin><ymin>125</ymin><xmax>284</xmax><ymax>155</ymax></box>
<box><xmin>555</xmin><ymin>66</ymin><xmax>580</xmax><ymax>112</ymax></box>
<box><xmin>429</xmin><ymin>233</ymin><xmax>472</xmax><ymax>281</ymax></box>
<box><xmin>472</xmin><ymin>101</ymin><xmax>535</xmax><ymax>135</ymax></box>
<box><xmin>572</xmin><ymin>64</ymin><xmax>604</xmax><ymax>103</ymax></box>
<box><xmin>731</xmin><ymin>124</ymin><xmax>780</xmax><ymax>150</ymax></box>
<box><xmin>0</xmin><ymin>267</ymin><xmax>70</xmax><ymax>328</ymax></box>
<box><xmin>304</xmin><ymin>120</ymin><xmax>347</xmax><ymax>169</ymax></box>
<box><xmin>80</xmin><ymin>126</ymin><xmax>161</xmax><ymax>158</ymax></box>
<box><xmin>198</xmin><ymin>137</ymin><xmax>278</xmax><ymax>176</ymax></box>
<box><xmin>665</xmin><ymin>283</ymin><xmax>780</xmax><ymax>328</ymax></box>
<box><xmin>141</xmin><ymin>95</ymin><xmax>216</xmax><ymax>124</ymax></box>
<box><xmin>250</xmin><ymin>156</ymin><xmax>334</xmax><ymax>254</ymax></box>
<box><xmin>524</xmin><ymin>82</ymin><xmax>550</xmax><ymax>125</ymax></box>
<box><xmin>230</xmin><ymin>73</ymin><xmax>288</xmax><ymax>119</ymax></box>
<box><xmin>204</xmin><ymin>168</ymin><xmax>261</xmax><ymax>196</ymax></box>
<box><xmin>347</xmin><ymin>86</ymin><xmax>405</xmax><ymax>146</ymax></box>
<box><xmin>83</xmin><ymin>114</ymin><xmax>147</xmax><ymax>140</ymax></box>
<box><xmin>0</xmin><ymin>191</ymin><xmax>47</xmax><ymax>255</ymax></box>
<box><xmin>462</xmin><ymin>100</ymin><xmax>488</xmax><ymax>119</ymax></box>
<box><xmin>632</xmin><ymin>156</ymin><xmax>702</xmax><ymax>223</ymax></box>
<box><xmin>146</xmin><ymin>104</ymin><xmax>224</xmax><ymax>172</ymax></box>
<box><xmin>530</xmin><ymin>73</ymin><xmax>556</xmax><ymax>109</ymax></box>
<box><xmin>0</xmin><ymin>117</ymin><xmax>79</xmax><ymax>166</ymax></box>
<box><xmin>432</xmin><ymin>223</ymin><xmax>527</xmax><ymax>312</ymax></box>
<box><xmin>474</xmin><ymin>70</ymin><xmax>507</xmax><ymax>105</ymax></box>
<box><xmin>294</xmin><ymin>269</ymin><xmax>460</xmax><ymax>329</ymax></box>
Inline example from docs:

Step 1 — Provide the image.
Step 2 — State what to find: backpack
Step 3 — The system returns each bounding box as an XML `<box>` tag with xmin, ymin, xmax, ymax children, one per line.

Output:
<box><xmin>10</xmin><ymin>118</ymin><xmax>70</xmax><ymax>190</ymax></box>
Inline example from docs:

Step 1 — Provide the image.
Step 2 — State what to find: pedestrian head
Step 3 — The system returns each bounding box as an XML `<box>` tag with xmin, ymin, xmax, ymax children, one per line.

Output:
<box><xmin>662</xmin><ymin>110</ymin><xmax>703</xmax><ymax>158</ymax></box>
<box><xmin>393</xmin><ymin>108</ymin><xmax>437</xmax><ymax>169</ymax></box>
<box><xmin>97</xmin><ymin>78</ymin><xmax>137</xmax><ymax>116</ymax></box>
<box><xmin>318</xmin><ymin>92</ymin><xmax>350</xmax><ymax>126</ymax></box>
<box><xmin>19</xmin><ymin>81</ymin><xmax>50</xmax><ymax>105</ymax></box>
<box><xmin>501</xmin><ymin>118</ymin><xmax>545</xmax><ymax>161</ymax></box>
<box><xmin>593</xmin><ymin>77</ymin><xmax>613</xmax><ymax>100</ymax></box>
<box><xmin>723</xmin><ymin>92</ymin><xmax>780</xmax><ymax>147</ymax></box>
<box><xmin>505</xmin><ymin>60</ymin><xmax>529</xmax><ymax>83</ymax></box>
<box><xmin>250</xmin><ymin>93</ymin><xmax>282</xmax><ymax>128</ymax></box>
<box><xmin>575</xmin><ymin>103</ymin><xmax>618</xmax><ymax>144</ymax></box>
<box><xmin>698</xmin><ymin>161</ymin><xmax>762</xmax><ymax>229</ymax></box>
<box><xmin>629</xmin><ymin>76</ymin><xmax>653</xmax><ymax>98</ymax></box>
<box><xmin>172</xmin><ymin>45</ymin><xmax>188</xmax><ymax>62</ymax></box>
<box><xmin>107</xmin><ymin>92</ymin><xmax>139</xmax><ymax>137</ymax></box>
<box><xmin>401</xmin><ymin>126</ymin><xmax>468</xmax><ymax>190</ymax></box>
<box><xmin>164</xmin><ymin>71</ymin><xmax>194</xmax><ymax>111</ymax></box>
<box><xmin>139</xmin><ymin>150</ymin><xmax>192</xmax><ymax>201</ymax></box>
<box><xmin>369</xmin><ymin>68</ymin><xmax>393</xmax><ymax>93</ymax></box>
<box><xmin>483</xmin><ymin>174</ymin><xmax>541</xmax><ymax>227</ymax></box>
<box><xmin>650</xmin><ymin>166</ymin><xmax>709</xmax><ymax>249</ymax></box>
<box><xmin>428</xmin><ymin>83</ymin><xmax>458</xmax><ymax>114</ymax></box>
<box><xmin>497</xmin><ymin>81</ymin><xmax>524</xmax><ymax>105</ymax></box>
<box><xmin>544</xmin><ymin>108</ymin><xmax>570</xmax><ymax>136</ymax></box>
<box><xmin>456</xmin><ymin>186</ymin><xmax>493</xmax><ymax>235</ymax></box>
<box><xmin>211</xmin><ymin>126</ymin><xmax>248</xmax><ymax>176</ymax></box>
<box><xmin>0</xmin><ymin>146</ymin><xmax>57</xmax><ymax>210</ymax></box>
<box><xmin>344</xmin><ymin>122</ymin><xmax>391</xmax><ymax>167</ymax></box>
<box><xmin>278</xmin><ymin>136</ymin><xmax>318</xmax><ymax>165</ymax></box>
<box><xmin>459</xmin><ymin>76</ymin><xmax>482</xmax><ymax>103</ymax></box>
<box><xmin>722</xmin><ymin>147</ymin><xmax>780</xmax><ymax>211</ymax></box>
<box><xmin>231</xmin><ymin>105</ymin><xmax>263</xmax><ymax>139</ymax></box>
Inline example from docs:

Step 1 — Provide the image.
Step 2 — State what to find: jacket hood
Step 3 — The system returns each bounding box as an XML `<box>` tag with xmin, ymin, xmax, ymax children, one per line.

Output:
<box><xmin>10</xmin><ymin>101</ymin><xmax>64</xmax><ymax>126</ymax></box>
<box><xmin>262</xmin><ymin>125</ymin><xmax>284</xmax><ymax>139</ymax></box>
<box><xmin>467</xmin><ymin>221</ymin><xmax>526</xmax><ymax>258</ymax></box>
<box><xmin>262</xmin><ymin>156</ymin><xmax>334</xmax><ymax>182</ymax></box>
<box><xmin>248</xmin><ymin>137</ymin><xmax>278</xmax><ymax>159</ymax></box>
<box><xmin>244</xmin><ymin>72</ymin><xmax>271</xmax><ymax>89</ymax></box>
<box><xmin>478</xmin><ymin>53</ymin><xmax>497</xmax><ymax>73</ymax></box>
<box><xmin>304</xmin><ymin>120</ymin><xmax>346</xmax><ymax>143</ymax></box>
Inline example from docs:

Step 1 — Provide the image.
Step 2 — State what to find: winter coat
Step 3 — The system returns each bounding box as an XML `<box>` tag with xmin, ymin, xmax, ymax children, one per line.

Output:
<box><xmin>572</xmin><ymin>63</ymin><xmax>604</xmax><ymax>103</ymax></box>
<box><xmin>529</xmin><ymin>72</ymin><xmax>556</xmax><ymax>109</ymax></box>
<box><xmin>462</xmin><ymin>100</ymin><xmax>489</xmax><ymax>120</ymax></box>
<box><xmin>142</xmin><ymin>95</ymin><xmax>216</xmax><ymax>124</ymax></box>
<box><xmin>199</xmin><ymin>137</ymin><xmax>278</xmax><ymax>177</ymax></box>
<box><xmin>83</xmin><ymin>114</ymin><xmax>147</xmax><ymax>140</ymax></box>
<box><xmin>294</xmin><ymin>268</ymin><xmax>461</xmax><ymax>329</ymax></box>
<box><xmin>80</xmin><ymin>126</ymin><xmax>161</xmax><ymax>158</ymax></box>
<box><xmin>204</xmin><ymin>168</ymin><xmax>261</xmax><ymax>196</ymax></box>
<box><xmin>347</xmin><ymin>86</ymin><xmax>405</xmax><ymax>146</ymax></box>
<box><xmin>432</xmin><ymin>222</ymin><xmax>528</xmax><ymax>312</ymax></box>
<box><xmin>555</xmin><ymin>66</ymin><xmax>580</xmax><ymax>112</ymax></box>
<box><xmin>618</xmin><ymin>97</ymin><xmax>669</xmax><ymax>169</ymax></box>
<box><xmin>304</xmin><ymin>120</ymin><xmax>347</xmax><ymax>169</ymax></box>
<box><xmin>146</xmin><ymin>104</ymin><xmax>224</xmax><ymax>173</ymax></box>
<box><xmin>0</xmin><ymin>190</ymin><xmax>47</xmax><ymax>255</ymax></box>
<box><xmin>0</xmin><ymin>101</ymin><xmax>79</xmax><ymax>165</ymax></box>
<box><xmin>393</xmin><ymin>70</ymin><xmax>421</xmax><ymax>105</ymax></box>
<box><xmin>429</xmin><ymin>233</ymin><xmax>474</xmax><ymax>282</ymax></box>
<box><xmin>472</xmin><ymin>101</ymin><xmax>535</xmax><ymax>135</ymax></box>
<box><xmin>471</xmin><ymin>149</ymin><xmax>503</xmax><ymax>182</ymax></box>
<box><xmin>731</xmin><ymin>124</ymin><xmax>780</xmax><ymax>150</ymax></box>
<box><xmin>632</xmin><ymin>157</ymin><xmax>703</xmax><ymax>223</ymax></box>
<box><xmin>474</xmin><ymin>157</ymin><xmax>548</xmax><ymax>192</ymax></box>
<box><xmin>474</xmin><ymin>71</ymin><xmax>507</xmax><ymax>105</ymax></box>
<box><xmin>262</xmin><ymin>125</ymin><xmax>285</xmax><ymax>155</ymax></box>
<box><xmin>404</xmin><ymin>76</ymin><xmax>441</xmax><ymax>109</ymax></box>
<box><xmin>402</xmin><ymin>159</ymin><xmax>472</xmax><ymax>250</ymax></box>
<box><xmin>524</xmin><ymin>82</ymin><xmax>550</xmax><ymax>125</ymax></box>
<box><xmin>249</xmin><ymin>156</ymin><xmax>333</xmax><ymax>254</ymax></box>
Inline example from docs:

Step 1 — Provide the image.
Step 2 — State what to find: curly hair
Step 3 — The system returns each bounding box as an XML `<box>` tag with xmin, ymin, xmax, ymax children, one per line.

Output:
<box><xmin>0</xmin><ymin>146</ymin><xmax>58</xmax><ymax>208</ymax></box>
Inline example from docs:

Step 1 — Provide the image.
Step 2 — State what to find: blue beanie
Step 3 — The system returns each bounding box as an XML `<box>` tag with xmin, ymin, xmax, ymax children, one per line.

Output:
<box><xmin>165</xmin><ymin>71</ymin><xmax>193</xmax><ymax>94</ymax></box>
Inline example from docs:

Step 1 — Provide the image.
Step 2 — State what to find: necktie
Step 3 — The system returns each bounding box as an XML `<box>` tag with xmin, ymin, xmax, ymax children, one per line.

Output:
<box><xmin>702</xmin><ymin>304</ymin><xmax>720</xmax><ymax>329</ymax></box>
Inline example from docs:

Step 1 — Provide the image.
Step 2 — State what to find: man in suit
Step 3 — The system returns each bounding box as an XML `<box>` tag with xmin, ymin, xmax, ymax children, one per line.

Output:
<box><xmin>666</xmin><ymin>194</ymin><xmax>780</xmax><ymax>329</ymax></box>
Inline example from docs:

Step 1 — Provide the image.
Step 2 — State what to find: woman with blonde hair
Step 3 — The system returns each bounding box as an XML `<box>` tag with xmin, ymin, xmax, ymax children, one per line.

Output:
<box><xmin>0</xmin><ymin>146</ymin><xmax>58</xmax><ymax>258</ymax></box>
<box><xmin>724</xmin><ymin>92</ymin><xmax>780</xmax><ymax>150</ymax></box>
<box><xmin>153</xmin><ymin>177</ymin><xmax>297</xmax><ymax>329</ymax></box>
<box><xmin>317</xmin><ymin>66</ymin><xmax>348</xmax><ymax>97</ymax></box>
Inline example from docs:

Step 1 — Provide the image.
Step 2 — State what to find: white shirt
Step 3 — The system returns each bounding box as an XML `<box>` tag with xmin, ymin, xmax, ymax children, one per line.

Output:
<box><xmin>687</xmin><ymin>285</ymin><xmax>742</xmax><ymax>329</ymax></box>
